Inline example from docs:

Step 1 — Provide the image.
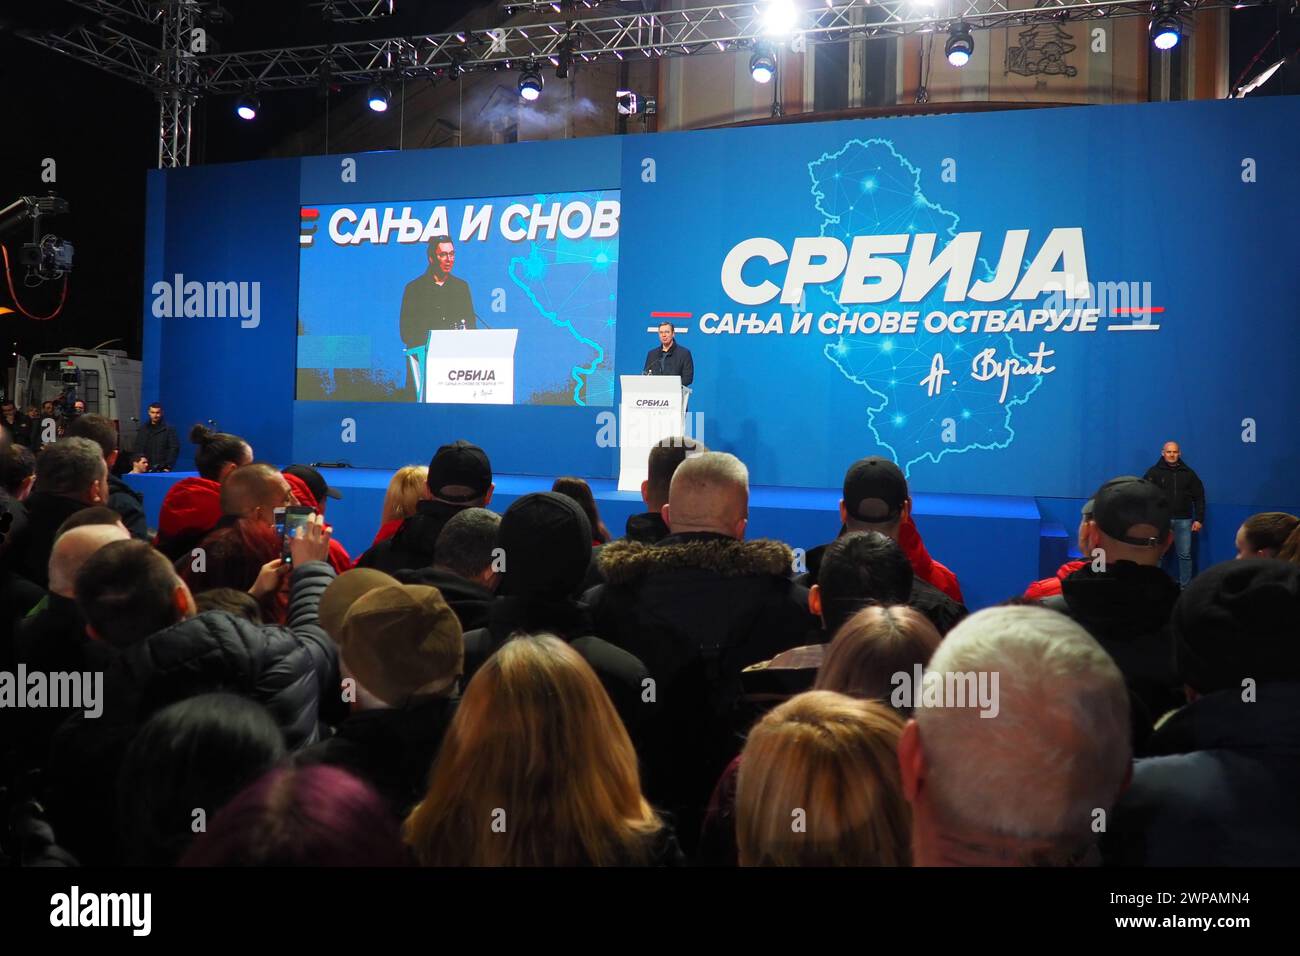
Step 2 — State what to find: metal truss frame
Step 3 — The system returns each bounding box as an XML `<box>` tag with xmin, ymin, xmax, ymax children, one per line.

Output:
<box><xmin>19</xmin><ymin>0</ymin><xmax>1274</xmax><ymax>166</ymax></box>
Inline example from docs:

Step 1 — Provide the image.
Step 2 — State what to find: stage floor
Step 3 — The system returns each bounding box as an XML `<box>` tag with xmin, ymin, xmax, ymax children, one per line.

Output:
<box><xmin>124</xmin><ymin>468</ymin><xmax>1058</xmax><ymax>610</ymax></box>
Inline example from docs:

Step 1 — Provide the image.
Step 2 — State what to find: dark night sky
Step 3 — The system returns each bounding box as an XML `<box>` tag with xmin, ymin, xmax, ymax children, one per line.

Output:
<box><xmin>0</xmin><ymin>1</ymin><xmax>1292</xmax><ymax>371</ymax></box>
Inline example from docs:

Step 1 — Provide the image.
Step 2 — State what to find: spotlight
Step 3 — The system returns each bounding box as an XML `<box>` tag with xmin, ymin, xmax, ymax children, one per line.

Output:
<box><xmin>1150</xmin><ymin>13</ymin><xmax>1182</xmax><ymax>50</ymax></box>
<box><xmin>367</xmin><ymin>84</ymin><xmax>390</xmax><ymax>112</ymax></box>
<box><xmin>761</xmin><ymin>0</ymin><xmax>799</xmax><ymax>38</ymax></box>
<box><xmin>616</xmin><ymin>89</ymin><xmax>639</xmax><ymax>115</ymax></box>
<box><xmin>234</xmin><ymin>93</ymin><xmax>260</xmax><ymax>121</ymax></box>
<box><xmin>750</xmin><ymin>49</ymin><xmax>777</xmax><ymax>84</ymax></box>
<box><xmin>518</xmin><ymin>67</ymin><xmax>543</xmax><ymax>101</ymax></box>
<box><xmin>945</xmin><ymin>23</ymin><xmax>974</xmax><ymax>67</ymax></box>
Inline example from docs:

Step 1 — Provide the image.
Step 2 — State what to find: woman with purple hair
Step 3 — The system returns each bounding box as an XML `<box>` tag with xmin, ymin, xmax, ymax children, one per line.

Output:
<box><xmin>181</xmin><ymin>765</ymin><xmax>410</xmax><ymax>867</ymax></box>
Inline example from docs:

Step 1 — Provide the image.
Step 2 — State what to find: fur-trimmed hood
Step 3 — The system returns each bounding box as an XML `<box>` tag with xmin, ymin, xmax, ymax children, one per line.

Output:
<box><xmin>598</xmin><ymin>534</ymin><xmax>794</xmax><ymax>586</ymax></box>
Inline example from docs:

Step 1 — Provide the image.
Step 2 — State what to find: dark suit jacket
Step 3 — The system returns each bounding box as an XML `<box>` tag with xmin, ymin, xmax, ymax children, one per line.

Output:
<box><xmin>643</xmin><ymin>343</ymin><xmax>693</xmax><ymax>387</ymax></box>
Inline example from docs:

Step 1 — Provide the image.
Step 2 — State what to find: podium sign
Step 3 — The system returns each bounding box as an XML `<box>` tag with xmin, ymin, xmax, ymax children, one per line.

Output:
<box><xmin>618</xmin><ymin>374</ymin><xmax>683</xmax><ymax>491</ymax></box>
<box><xmin>422</xmin><ymin>329</ymin><xmax>518</xmax><ymax>405</ymax></box>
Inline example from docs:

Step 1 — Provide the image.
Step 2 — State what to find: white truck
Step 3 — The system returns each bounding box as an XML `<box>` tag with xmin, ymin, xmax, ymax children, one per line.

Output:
<box><xmin>7</xmin><ymin>347</ymin><xmax>143</xmax><ymax>452</ymax></box>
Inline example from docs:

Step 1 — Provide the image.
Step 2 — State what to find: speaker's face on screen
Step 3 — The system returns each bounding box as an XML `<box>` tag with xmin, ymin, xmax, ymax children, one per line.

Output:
<box><xmin>1162</xmin><ymin>443</ymin><xmax>1181</xmax><ymax>464</ymax></box>
<box><xmin>658</xmin><ymin>324</ymin><xmax>673</xmax><ymax>347</ymax></box>
<box><xmin>432</xmin><ymin>241</ymin><xmax>456</xmax><ymax>277</ymax></box>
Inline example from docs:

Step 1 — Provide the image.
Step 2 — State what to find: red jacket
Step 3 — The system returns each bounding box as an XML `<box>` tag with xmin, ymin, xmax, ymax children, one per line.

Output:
<box><xmin>282</xmin><ymin>472</ymin><xmax>353</xmax><ymax>575</ymax></box>
<box><xmin>1024</xmin><ymin>559</ymin><xmax>1087</xmax><ymax>601</ymax></box>
<box><xmin>897</xmin><ymin>514</ymin><xmax>965</xmax><ymax>605</ymax></box>
<box><xmin>156</xmin><ymin>477</ymin><xmax>223</xmax><ymax>543</ymax></box>
<box><xmin>371</xmin><ymin>518</ymin><xmax>403</xmax><ymax>547</ymax></box>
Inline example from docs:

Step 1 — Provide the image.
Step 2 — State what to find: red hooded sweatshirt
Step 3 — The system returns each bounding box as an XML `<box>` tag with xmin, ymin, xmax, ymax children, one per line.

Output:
<box><xmin>282</xmin><ymin>471</ymin><xmax>353</xmax><ymax>575</ymax></box>
<box><xmin>897</xmin><ymin>514</ymin><xmax>965</xmax><ymax>605</ymax></box>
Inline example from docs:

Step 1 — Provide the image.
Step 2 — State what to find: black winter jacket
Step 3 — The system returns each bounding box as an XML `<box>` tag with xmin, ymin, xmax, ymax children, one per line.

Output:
<box><xmin>297</xmin><ymin>694</ymin><xmax>459</xmax><ymax>817</ymax></box>
<box><xmin>38</xmin><ymin>561</ymin><xmax>337</xmax><ymax>864</ymax></box>
<box><xmin>1042</xmin><ymin>561</ymin><xmax>1182</xmax><ymax>726</ymax></box>
<box><xmin>130</xmin><ymin>420</ymin><xmax>180</xmax><ymax>471</ymax></box>
<box><xmin>462</xmin><ymin>596</ymin><xmax>651</xmax><ymax>733</ymax></box>
<box><xmin>12</xmin><ymin>492</ymin><xmax>90</xmax><ymax>587</ymax></box>
<box><xmin>1142</xmin><ymin>458</ymin><xmax>1205</xmax><ymax>521</ymax></box>
<box><xmin>107</xmin><ymin>474</ymin><xmax>149</xmax><ymax>540</ymax></box>
<box><xmin>584</xmin><ymin>532</ymin><xmax>814</xmax><ymax>854</ymax></box>
<box><xmin>393</xmin><ymin>565</ymin><xmax>494</xmax><ymax>633</ymax></box>
<box><xmin>356</xmin><ymin>499</ymin><xmax>471</xmax><ymax>574</ymax></box>
<box><xmin>624</xmin><ymin>511</ymin><xmax>670</xmax><ymax>544</ymax></box>
<box><xmin>104</xmin><ymin>560</ymin><xmax>338</xmax><ymax>748</ymax></box>
<box><xmin>1104</xmin><ymin>683</ymin><xmax>1300</xmax><ymax>866</ymax></box>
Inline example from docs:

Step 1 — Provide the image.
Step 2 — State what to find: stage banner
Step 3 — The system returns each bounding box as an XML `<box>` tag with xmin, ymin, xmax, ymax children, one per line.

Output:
<box><xmin>297</xmin><ymin>189</ymin><xmax>619</xmax><ymax>407</ymax></box>
<box><xmin>615</xmin><ymin>98</ymin><xmax>1300</xmax><ymax>503</ymax></box>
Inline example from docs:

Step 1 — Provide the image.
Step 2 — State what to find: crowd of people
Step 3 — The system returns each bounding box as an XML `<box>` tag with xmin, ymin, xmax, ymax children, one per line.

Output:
<box><xmin>0</xmin><ymin>418</ymin><xmax>1297</xmax><ymax>867</ymax></box>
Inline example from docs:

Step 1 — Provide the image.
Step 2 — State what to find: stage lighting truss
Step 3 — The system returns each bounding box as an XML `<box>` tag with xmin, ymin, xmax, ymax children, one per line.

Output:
<box><xmin>22</xmin><ymin>0</ymin><xmax>1271</xmax><ymax>166</ymax></box>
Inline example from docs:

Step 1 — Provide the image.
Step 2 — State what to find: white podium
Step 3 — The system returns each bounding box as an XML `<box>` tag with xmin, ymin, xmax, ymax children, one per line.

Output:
<box><xmin>419</xmin><ymin>328</ymin><xmax>518</xmax><ymax>405</ymax></box>
<box><xmin>618</xmin><ymin>374</ymin><xmax>684</xmax><ymax>492</ymax></box>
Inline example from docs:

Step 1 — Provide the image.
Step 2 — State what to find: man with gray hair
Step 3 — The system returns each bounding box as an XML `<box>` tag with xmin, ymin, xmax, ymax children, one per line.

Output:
<box><xmin>10</xmin><ymin>437</ymin><xmax>110</xmax><ymax>587</ymax></box>
<box><xmin>395</xmin><ymin>507</ymin><xmax>500</xmax><ymax>632</ymax></box>
<box><xmin>898</xmin><ymin>605</ymin><xmax>1131</xmax><ymax>866</ymax></box>
<box><xmin>587</xmin><ymin>450</ymin><xmax>816</xmax><ymax>854</ymax></box>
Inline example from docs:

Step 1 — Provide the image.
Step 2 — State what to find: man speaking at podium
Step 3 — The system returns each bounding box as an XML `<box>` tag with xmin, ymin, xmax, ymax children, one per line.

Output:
<box><xmin>400</xmin><ymin>235</ymin><xmax>479</xmax><ymax>398</ymax></box>
<box><xmin>644</xmin><ymin>321</ymin><xmax>693</xmax><ymax>386</ymax></box>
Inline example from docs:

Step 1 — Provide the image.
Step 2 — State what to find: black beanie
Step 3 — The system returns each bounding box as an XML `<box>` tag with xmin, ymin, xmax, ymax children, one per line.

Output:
<box><xmin>1172</xmin><ymin>558</ymin><xmax>1300</xmax><ymax>695</ymax></box>
<box><xmin>497</xmin><ymin>492</ymin><xmax>592</xmax><ymax>599</ymax></box>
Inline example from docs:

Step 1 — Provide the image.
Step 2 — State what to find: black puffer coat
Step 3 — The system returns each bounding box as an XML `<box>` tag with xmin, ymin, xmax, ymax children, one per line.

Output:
<box><xmin>103</xmin><ymin>559</ymin><xmax>338</xmax><ymax>748</ymax></box>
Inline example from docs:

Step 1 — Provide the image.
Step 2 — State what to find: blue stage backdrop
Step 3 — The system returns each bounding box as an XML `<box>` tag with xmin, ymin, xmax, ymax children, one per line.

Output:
<box><xmin>142</xmin><ymin>97</ymin><xmax>1300</xmax><ymax>518</ymax></box>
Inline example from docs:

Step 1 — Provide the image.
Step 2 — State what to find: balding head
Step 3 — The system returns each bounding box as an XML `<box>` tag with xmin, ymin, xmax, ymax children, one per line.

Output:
<box><xmin>663</xmin><ymin>451</ymin><xmax>749</xmax><ymax>539</ymax></box>
<box><xmin>898</xmin><ymin>606</ymin><xmax>1130</xmax><ymax>866</ymax></box>
<box><xmin>49</xmin><ymin>523</ymin><xmax>132</xmax><ymax>598</ymax></box>
<box><xmin>220</xmin><ymin>463</ymin><xmax>295</xmax><ymax>525</ymax></box>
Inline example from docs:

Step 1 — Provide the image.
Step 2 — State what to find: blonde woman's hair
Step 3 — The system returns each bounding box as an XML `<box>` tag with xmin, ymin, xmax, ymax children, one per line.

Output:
<box><xmin>404</xmin><ymin>633</ymin><xmax>663</xmax><ymax>866</ymax></box>
<box><xmin>381</xmin><ymin>466</ymin><xmax>429</xmax><ymax>525</ymax></box>
<box><xmin>814</xmin><ymin>605</ymin><xmax>941</xmax><ymax>709</ymax></box>
<box><xmin>736</xmin><ymin>690</ymin><xmax>910</xmax><ymax>866</ymax></box>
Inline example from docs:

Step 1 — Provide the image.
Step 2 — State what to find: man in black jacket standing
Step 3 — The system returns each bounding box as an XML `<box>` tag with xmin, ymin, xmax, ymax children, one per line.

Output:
<box><xmin>1143</xmin><ymin>441</ymin><xmax>1205</xmax><ymax>588</ymax></box>
<box><xmin>129</xmin><ymin>403</ymin><xmax>180</xmax><ymax>473</ymax></box>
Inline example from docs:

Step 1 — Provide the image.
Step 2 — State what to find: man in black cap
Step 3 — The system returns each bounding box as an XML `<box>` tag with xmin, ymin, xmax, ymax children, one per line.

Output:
<box><xmin>283</xmin><ymin>464</ymin><xmax>342</xmax><ymax>516</ymax></box>
<box><xmin>1039</xmin><ymin>476</ymin><xmax>1181</xmax><ymax>733</ymax></box>
<box><xmin>799</xmin><ymin>456</ymin><xmax>966</xmax><ymax>633</ymax></box>
<box><xmin>356</xmin><ymin>440</ymin><xmax>494</xmax><ymax>574</ymax></box>
<box><xmin>460</xmin><ymin>492</ymin><xmax>649</xmax><ymax>732</ymax></box>
<box><xmin>1104</xmin><ymin>559</ymin><xmax>1300</xmax><ymax>866</ymax></box>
